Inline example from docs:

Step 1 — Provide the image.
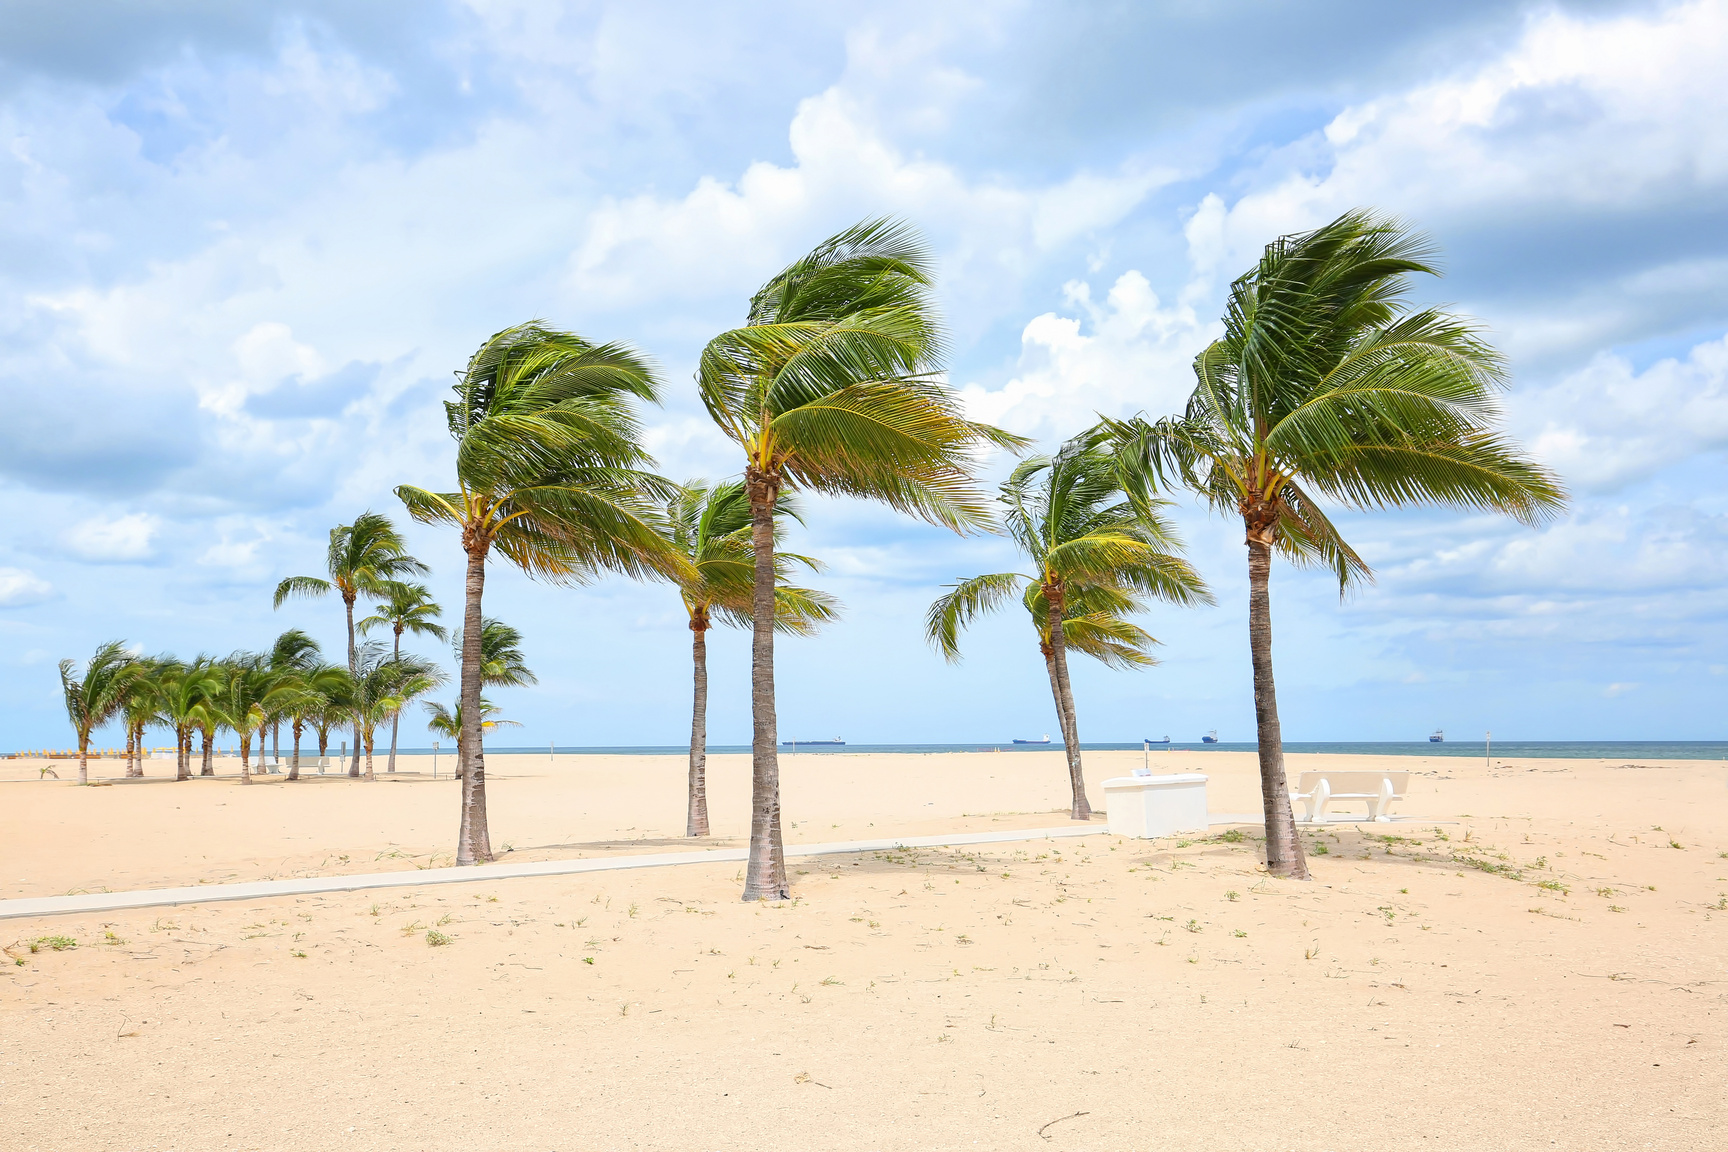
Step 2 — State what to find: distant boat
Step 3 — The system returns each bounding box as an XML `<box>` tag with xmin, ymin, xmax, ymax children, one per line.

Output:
<box><xmin>782</xmin><ymin>737</ymin><xmax>844</xmax><ymax>747</ymax></box>
<box><xmin>1012</xmin><ymin>734</ymin><xmax>1051</xmax><ymax>745</ymax></box>
<box><xmin>1429</xmin><ymin>729</ymin><xmax>1444</xmax><ymax>743</ymax></box>
<box><xmin>1200</xmin><ymin>730</ymin><xmax>1219</xmax><ymax>744</ymax></box>
<box><xmin>1143</xmin><ymin>736</ymin><xmax>1171</xmax><ymax>745</ymax></box>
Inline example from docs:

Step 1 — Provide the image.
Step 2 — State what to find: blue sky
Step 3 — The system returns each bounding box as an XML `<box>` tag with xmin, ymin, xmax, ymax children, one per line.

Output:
<box><xmin>3</xmin><ymin>0</ymin><xmax>1725</xmax><ymax>748</ymax></box>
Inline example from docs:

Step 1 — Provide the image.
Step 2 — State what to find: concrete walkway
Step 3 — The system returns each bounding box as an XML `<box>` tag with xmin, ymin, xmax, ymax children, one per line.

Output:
<box><xmin>0</xmin><ymin>823</ymin><xmax>1142</xmax><ymax>921</ymax></box>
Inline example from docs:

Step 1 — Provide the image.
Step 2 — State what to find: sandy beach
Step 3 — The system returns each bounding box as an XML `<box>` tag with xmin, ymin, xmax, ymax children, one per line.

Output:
<box><xmin>3</xmin><ymin>748</ymin><xmax>1725</xmax><ymax>1150</ymax></box>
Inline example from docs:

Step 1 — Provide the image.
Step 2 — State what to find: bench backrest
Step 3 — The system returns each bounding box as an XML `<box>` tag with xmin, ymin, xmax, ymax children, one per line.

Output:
<box><xmin>1296</xmin><ymin>770</ymin><xmax>1409</xmax><ymax>795</ymax></box>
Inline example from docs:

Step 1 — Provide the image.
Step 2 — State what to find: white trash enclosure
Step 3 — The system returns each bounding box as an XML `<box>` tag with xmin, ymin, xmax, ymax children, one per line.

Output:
<box><xmin>1100</xmin><ymin>771</ymin><xmax>1209</xmax><ymax>838</ymax></box>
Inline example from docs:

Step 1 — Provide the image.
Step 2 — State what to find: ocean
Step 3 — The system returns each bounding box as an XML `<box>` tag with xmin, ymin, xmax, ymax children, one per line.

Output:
<box><xmin>379</xmin><ymin>740</ymin><xmax>1728</xmax><ymax>761</ymax></box>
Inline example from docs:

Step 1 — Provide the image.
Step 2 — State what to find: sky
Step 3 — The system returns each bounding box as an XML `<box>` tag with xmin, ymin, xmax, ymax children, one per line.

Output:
<box><xmin>3</xmin><ymin>0</ymin><xmax>1726</xmax><ymax>749</ymax></box>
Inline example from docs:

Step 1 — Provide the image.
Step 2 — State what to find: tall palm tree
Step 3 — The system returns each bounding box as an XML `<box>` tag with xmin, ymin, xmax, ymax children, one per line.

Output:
<box><xmin>697</xmin><ymin>218</ymin><xmax>1028</xmax><ymax>899</ymax></box>
<box><xmin>58</xmin><ymin>640</ymin><xmax>139</xmax><ymax>785</ymax></box>
<box><xmin>664</xmin><ymin>479</ymin><xmax>840</xmax><ymax>837</ymax></box>
<box><xmin>1109</xmin><ymin>209</ymin><xmax>1565</xmax><ymax>879</ymax></box>
<box><xmin>359</xmin><ymin>583</ymin><xmax>447</xmax><ymax>773</ymax></box>
<box><xmin>396</xmin><ymin>321</ymin><xmax>683</xmax><ymax>865</ymax></box>
<box><xmin>926</xmin><ymin>431</ymin><xmax>1211</xmax><ymax>818</ymax></box>
<box><xmin>273</xmin><ymin>511</ymin><xmax>428</xmax><ymax>773</ymax></box>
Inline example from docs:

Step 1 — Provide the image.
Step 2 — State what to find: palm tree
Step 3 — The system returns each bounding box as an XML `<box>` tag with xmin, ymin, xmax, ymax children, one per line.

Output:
<box><xmin>664</xmin><ymin>479</ymin><xmax>840</xmax><ymax>836</ymax></box>
<box><xmin>425</xmin><ymin>697</ymin><xmax>521</xmax><ymax>779</ymax></box>
<box><xmin>349</xmin><ymin>643</ymin><xmax>444</xmax><ymax>781</ymax></box>
<box><xmin>118</xmin><ymin>655</ymin><xmax>162</xmax><ymax>778</ymax></box>
<box><xmin>926</xmin><ymin>431</ymin><xmax>1211</xmax><ymax>818</ymax></box>
<box><xmin>58</xmin><ymin>641</ymin><xmax>139</xmax><ymax>785</ymax></box>
<box><xmin>1108</xmin><ymin>209</ymin><xmax>1565</xmax><ymax>879</ymax></box>
<box><xmin>273</xmin><ymin>511</ymin><xmax>428</xmax><ymax>774</ymax></box>
<box><xmin>697</xmin><ymin>218</ymin><xmax>1028</xmax><ymax>899</ymax></box>
<box><xmin>282</xmin><ymin>662</ymin><xmax>350</xmax><ymax>781</ymax></box>
<box><xmin>396</xmin><ymin>321</ymin><xmax>682</xmax><ymax>865</ymax></box>
<box><xmin>155</xmin><ymin>658</ymin><xmax>223</xmax><ymax>781</ymax></box>
<box><xmin>450</xmin><ymin>617</ymin><xmax>537</xmax><ymax>691</ymax></box>
<box><xmin>443</xmin><ymin>618</ymin><xmax>536</xmax><ymax>781</ymax></box>
<box><xmin>264</xmin><ymin>629</ymin><xmax>322</xmax><ymax>770</ymax></box>
<box><xmin>218</xmin><ymin>654</ymin><xmax>274</xmax><ymax>786</ymax></box>
<box><xmin>359</xmin><ymin>583</ymin><xmax>447</xmax><ymax>773</ymax></box>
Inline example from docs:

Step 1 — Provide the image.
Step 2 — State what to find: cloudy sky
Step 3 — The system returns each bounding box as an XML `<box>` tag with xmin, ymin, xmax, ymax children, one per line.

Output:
<box><xmin>3</xmin><ymin>0</ymin><xmax>1725</xmax><ymax>749</ymax></box>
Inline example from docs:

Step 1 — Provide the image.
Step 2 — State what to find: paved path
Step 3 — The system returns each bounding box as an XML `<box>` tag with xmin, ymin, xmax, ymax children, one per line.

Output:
<box><xmin>0</xmin><ymin>823</ymin><xmax>1155</xmax><ymax>921</ymax></box>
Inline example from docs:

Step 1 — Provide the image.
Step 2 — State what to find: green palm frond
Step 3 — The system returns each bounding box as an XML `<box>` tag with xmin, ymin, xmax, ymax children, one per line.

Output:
<box><xmin>1108</xmin><ymin>208</ymin><xmax>1565</xmax><ymax>592</ymax></box>
<box><xmin>923</xmin><ymin>572</ymin><xmax>1029</xmax><ymax>662</ymax></box>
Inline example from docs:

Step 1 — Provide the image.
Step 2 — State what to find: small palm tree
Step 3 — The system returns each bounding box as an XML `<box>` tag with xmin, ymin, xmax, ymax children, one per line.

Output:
<box><xmin>926</xmin><ymin>431</ymin><xmax>1211</xmax><ymax>819</ymax></box>
<box><xmin>665</xmin><ymin>479</ymin><xmax>839</xmax><ymax>836</ymax></box>
<box><xmin>1109</xmin><ymin>209</ymin><xmax>1565</xmax><ymax>878</ymax></box>
<box><xmin>58</xmin><ymin>640</ymin><xmax>140</xmax><ymax>785</ymax></box>
<box><xmin>360</xmin><ymin>582</ymin><xmax>447</xmax><ymax>773</ymax></box>
<box><xmin>273</xmin><ymin>511</ymin><xmax>428</xmax><ymax>773</ymax></box>
<box><xmin>263</xmin><ymin>629</ymin><xmax>322</xmax><ymax>770</ymax></box>
<box><xmin>397</xmin><ymin>321</ymin><xmax>682</xmax><ymax>865</ymax></box>
<box><xmin>349</xmin><ymin>643</ymin><xmax>444</xmax><ymax>781</ymax></box>
<box><xmin>697</xmin><ymin>218</ymin><xmax>1028</xmax><ymax>899</ymax></box>
<box><xmin>425</xmin><ymin>697</ymin><xmax>520</xmax><ymax>779</ymax></box>
<box><xmin>155</xmin><ymin>658</ymin><xmax>224</xmax><ymax>781</ymax></box>
<box><xmin>217</xmin><ymin>654</ymin><xmax>275</xmax><ymax>785</ymax></box>
<box><xmin>118</xmin><ymin>655</ymin><xmax>164</xmax><ymax>777</ymax></box>
<box><xmin>450</xmin><ymin>617</ymin><xmax>537</xmax><ymax>690</ymax></box>
<box><xmin>282</xmin><ymin>661</ymin><xmax>350</xmax><ymax>780</ymax></box>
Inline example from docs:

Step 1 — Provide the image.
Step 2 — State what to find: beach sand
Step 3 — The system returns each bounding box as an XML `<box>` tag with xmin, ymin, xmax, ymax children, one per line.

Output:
<box><xmin>3</xmin><ymin>748</ymin><xmax>1724</xmax><ymax>1149</ymax></box>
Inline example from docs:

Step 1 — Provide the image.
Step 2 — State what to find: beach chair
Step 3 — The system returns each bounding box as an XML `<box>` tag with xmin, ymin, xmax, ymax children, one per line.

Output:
<box><xmin>1292</xmin><ymin>770</ymin><xmax>1409</xmax><ymax>823</ymax></box>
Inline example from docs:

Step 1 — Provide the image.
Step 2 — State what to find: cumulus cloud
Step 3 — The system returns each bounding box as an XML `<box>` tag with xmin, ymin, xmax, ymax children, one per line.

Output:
<box><xmin>0</xmin><ymin>568</ymin><xmax>53</xmax><ymax>607</ymax></box>
<box><xmin>62</xmin><ymin>512</ymin><xmax>160</xmax><ymax>561</ymax></box>
<box><xmin>959</xmin><ymin>269</ymin><xmax>1214</xmax><ymax>440</ymax></box>
<box><xmin>1518</xmin><ymin>334</ymin><xmax>1728</xmax><ymax>492</ymax></box>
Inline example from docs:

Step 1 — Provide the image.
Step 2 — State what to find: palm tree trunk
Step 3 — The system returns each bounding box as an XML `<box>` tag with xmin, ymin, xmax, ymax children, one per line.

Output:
<box><xmin>1040</xmin><ymin>640</ymin><xmax>1088</xmax><ymax>819</ymax></box>
<box><xmin>177</xmin><ymin>727</ymin><xmax>190</xmax><ymax>781</ymax></box>
<box><xmin>345</xmin><ymin>594</ymin><xmax>362</xmax><ymax>778</ymax></box>
<box><xmin>200</xmin><ymin>729</ymin><xmax>213</xmax><ymax>776</ymax></box>
<box><xmin>388</xmin><ymin>629</ymin><xmax>402</xmax><ymax>774</ymax></box>
<box><xmin>456</xmin><ymin>542</ymin><xmax>492</xmax><ymax>865</ymax></box>
<box><xmin>1044</xmin><ymin>597</ymin><xmax>1092</xmax><ymax>820</ymax></box>
<box><xmin>1246</xmin><ymin>533</ymin><xmax>1308</xmax><ymax>879</ymax></box>
<box><xmin>289</xmin><ymin>719</ymin><xmax>303</xmax><ymax>781</ymax></box>
<box><xmin>77</xmin><ymin>734</ymin><xmax>89</xmax><ymax>786</ymax></box>
<box><xmin>363</xmin><ymin>728</ymin><xmax>375</xmax><ymax>782</ymax></box>
<box><xmin>271</xmin><ymin>722</ymin><xmax>279</xmax><ymax>773</ymax></box>
<box><xmin>743</xmin><ymin>469</ymin><xmax>788</xmax><ymax>900</ymax></box>
<box><xmin>687</xmin><ymin>619</ymin><xmax>710</xmax><ymax>837</ymax></box>
<box><xmin>240</xmin><ymin>733</ymin><xmax>252</xmax><ymax>785</ymax></box>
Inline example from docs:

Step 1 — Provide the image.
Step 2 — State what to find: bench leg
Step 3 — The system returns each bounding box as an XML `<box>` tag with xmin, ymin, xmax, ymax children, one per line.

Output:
<box><xmin>1373</xmin><ymin>778</ymin><xmax>1395</xmax><ymax>821</ymax></box>
<box><xmin>1310</xmin><ymin>780</ymin><xmax>1330</xmax><ymax>825</ymax></box>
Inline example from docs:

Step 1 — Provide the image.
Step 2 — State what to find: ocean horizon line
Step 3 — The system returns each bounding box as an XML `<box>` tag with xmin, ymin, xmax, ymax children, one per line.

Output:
<box><xmin>56</xmin><ymin>738</ymin><xmax>1722</xmax><ymax>761</ymax></box>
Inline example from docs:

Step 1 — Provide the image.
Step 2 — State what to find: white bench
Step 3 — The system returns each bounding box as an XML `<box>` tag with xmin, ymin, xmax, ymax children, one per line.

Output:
<box><xmin>1293</xmin><ymin>771</ymin><xmax>1409</xmax><ymax>823</ymax></box>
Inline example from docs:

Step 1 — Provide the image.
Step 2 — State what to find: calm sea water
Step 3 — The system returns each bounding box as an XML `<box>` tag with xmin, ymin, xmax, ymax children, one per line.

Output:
<box><xmin>383</xmin><ymin>740</ymin><xmax>1728</xmax><ymax>761</ymax></box>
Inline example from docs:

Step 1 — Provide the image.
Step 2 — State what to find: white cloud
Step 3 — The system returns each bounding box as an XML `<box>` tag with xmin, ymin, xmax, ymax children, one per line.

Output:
<box><xmin>62</xmin><ymin>512</ymin><xmax>160</xmax><ymax>561</ymax></box>
<box><xmin>959</xmin><ymin>269</ymin><xmax>1215</xmax><ymax>440</ymax></box>
<box><xmin>1519</xmin><ymin>334</ymin><xmax>1728</xmax><ymax>492</ymax></box>
<box><xmin>0</xmin><ymin>568</ymin><xmax>53</xmax><ymax>607</ymax></box>
<box><xmin>567</xmin><ymin>87</ymin><xmax>1173</xmax><ymax>318</ymax></box>
<box><xmin>1198</xmin><ymin>1</ymin><xmax>1728</xmax><ymax>352</ymax></box>
<box><xmin>1602</xmin><ymin>682</ymin><xmax>1637</xmax><ymax>698</ymax></box>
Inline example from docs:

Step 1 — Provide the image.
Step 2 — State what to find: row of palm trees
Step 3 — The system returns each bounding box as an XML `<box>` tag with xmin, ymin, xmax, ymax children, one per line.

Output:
<box><xmin>57</xmin><ymin>630</ymin><xmax>429</xmax><ymax>786</ymax></box>
<box><xmin>395</xmin><ymin>210</ymin><xmax>1561</xmax><ymax>892</ymax></box>
<box><xmin>57</xmin><ymin>208</ymin><xmax>1564</xmax><ymax>895</ymax></box>
<box><xmin>57</xmin><ymin>589</ymin><xmax>538</xmax><ymax>787</ymax></box>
